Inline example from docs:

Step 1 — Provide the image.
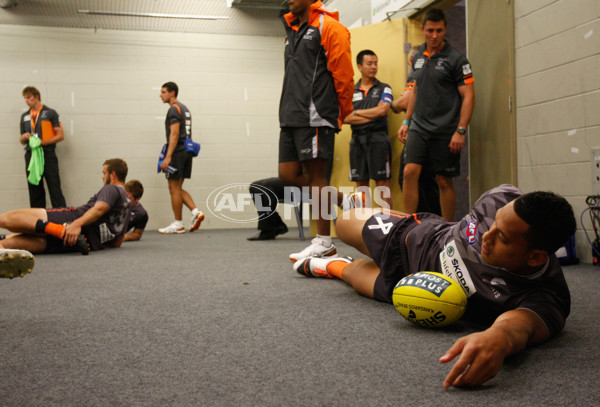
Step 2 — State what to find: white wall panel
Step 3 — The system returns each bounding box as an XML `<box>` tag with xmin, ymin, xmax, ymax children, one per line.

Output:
<box><xmin>515</xmin><ymin>0</ymin><xmax>600</xmax><ymax>263</ymax></box>
<box><xmin>0</xmin><ymin>24</ymin><xmax>284</xmax><ymax>232</ymax></box>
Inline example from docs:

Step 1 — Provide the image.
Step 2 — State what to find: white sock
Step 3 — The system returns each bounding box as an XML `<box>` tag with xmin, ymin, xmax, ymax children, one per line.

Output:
<box><xmin>174</xmin><ymin>220</ymin><xmax>184</xmax><ymax>227</ymax></box>
<box><xmin>316</xmin><ymin>234</ymin><xmax>332</xmax><ymax>246</ymax></box>
<box><xmin>191</xmin><ymin>208</ymin><xmax>199</xmax><ymax>216</ymax></box>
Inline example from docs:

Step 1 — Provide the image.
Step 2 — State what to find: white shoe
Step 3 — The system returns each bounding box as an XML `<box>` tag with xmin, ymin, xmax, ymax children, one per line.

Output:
<box><xmin>0</xmin><ymin>249</ymin><xmax>35</xmax><ymax>279</ymax></box>
<box><xmin>289</xmin><ymin>237</ymin><xmax>337</xmax><ymax>262</ymax></box>
<box><xmin>158</xmin><ymin>222</ymin><xmax>185</xmax><ymax>234</ymax></box>
<box><xmin>341</xmin><ymin>191</ymin><xmax>366</xmax><ymax>211</ymax></box>
<box><xmin>293</xmin><ymin>256</ymin><xmax>353</xmax><ymax>278</ymax></box>
<box><xmin>189</xmin><ymin>210</ymin><xmax>205</xmax><ymax>232</ymax></box>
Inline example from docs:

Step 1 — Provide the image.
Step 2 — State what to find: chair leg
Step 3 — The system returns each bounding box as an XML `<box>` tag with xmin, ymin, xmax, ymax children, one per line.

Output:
<box><xmin>294</xmin><ymin>204</ymin><xmax>305</xmax><ymax>241</ymax></box>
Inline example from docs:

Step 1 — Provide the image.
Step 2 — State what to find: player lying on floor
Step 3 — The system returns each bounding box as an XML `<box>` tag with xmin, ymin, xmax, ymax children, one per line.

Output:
<box><xmin>0</xmin><ymin>158</ymin><xmax>131</xmax><ymax>256</ymax></box>
<box><xmin>293</xmin><ymin>184</ymin><xmax>576</xmax><ymax>388</ymax></box>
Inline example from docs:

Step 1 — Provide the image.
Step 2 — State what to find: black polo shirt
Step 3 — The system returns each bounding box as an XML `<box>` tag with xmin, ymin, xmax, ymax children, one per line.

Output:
<box><xmin>410</xmin><ymin>41</ymin><xmax>474</xmax><ymax>136</ymax></box>
<box><xmin>350</xmin><ymin>78</ymin><xmax>392</xmax><ymax>135</ymax></box>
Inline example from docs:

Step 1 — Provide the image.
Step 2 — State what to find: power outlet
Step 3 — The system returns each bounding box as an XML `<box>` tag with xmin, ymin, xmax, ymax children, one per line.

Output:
<box><xmin>593</xmin><ymin>149</ymin><xmax>600</xmax><ymax>195</ymax></box>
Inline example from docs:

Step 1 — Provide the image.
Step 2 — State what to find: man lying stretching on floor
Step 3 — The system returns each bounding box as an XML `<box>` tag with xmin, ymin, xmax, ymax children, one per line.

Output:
<box><xmin>293</xmin><ymin>184</ymin><xmax>576</xmax><ymax>388</ymax></box>
<box><xmin>0</xmin><ymin>158</ymin><xmax>131</xmax><ymax>259</ymax></box>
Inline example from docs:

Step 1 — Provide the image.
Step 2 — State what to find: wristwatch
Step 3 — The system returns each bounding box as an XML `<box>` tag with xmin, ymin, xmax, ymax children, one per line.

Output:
<box><xmin>456</xmin><ymin>127</ymin><xmax>466</xmax><ymax>135</ymax></box>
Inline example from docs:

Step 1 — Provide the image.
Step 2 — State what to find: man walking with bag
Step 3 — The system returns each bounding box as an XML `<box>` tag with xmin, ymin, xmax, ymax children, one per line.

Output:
<box><xmin>158</xmin><ymin>81</ymin><xmax>204</xmax><ymax>234</ymax></box>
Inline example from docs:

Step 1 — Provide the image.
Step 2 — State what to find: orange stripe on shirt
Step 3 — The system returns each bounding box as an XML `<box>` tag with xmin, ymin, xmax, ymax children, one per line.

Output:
<box><xmin>319</xmin><ymin>14</ymin><xmax>354</xmax><ymax>127</ymax></box>
<box><xmin>379</xmin><ymin>211</ymin><xmax>423</xmax><ymax>224</ymax></box>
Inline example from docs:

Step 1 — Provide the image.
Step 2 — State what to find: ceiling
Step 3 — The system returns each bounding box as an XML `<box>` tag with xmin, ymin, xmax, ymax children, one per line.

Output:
<box><xmin>0</xmin><ymin>0</ymin><xmax>292</xmax><ymax>37</ymax></box>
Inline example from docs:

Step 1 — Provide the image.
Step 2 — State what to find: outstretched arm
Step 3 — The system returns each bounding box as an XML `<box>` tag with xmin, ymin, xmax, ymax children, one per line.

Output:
<box><xmin>440</xmin><ymin>308</ymin><xmax>548</xmax><ymax>388</ymax></box>
<box><xmin>124</xmin><ymin>228</ymin><xmax>144</xmax><ymax>241</ymax></box>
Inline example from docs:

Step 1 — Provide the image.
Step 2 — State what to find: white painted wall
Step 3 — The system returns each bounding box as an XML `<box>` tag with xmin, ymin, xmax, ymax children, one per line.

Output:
<box><xmin>514</xmin><ymin>0</ymin><xmax>600</xmax><ymax>263</ymax></box>
<box><xmin>0</xmin><ymin>24</ymin><xmax>284</xmax><ymax>231</ymax></box>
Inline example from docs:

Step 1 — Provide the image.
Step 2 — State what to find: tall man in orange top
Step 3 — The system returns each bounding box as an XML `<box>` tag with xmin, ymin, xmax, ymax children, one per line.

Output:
<box><xmin>398</xmin><ymin>8</ymin><xmax>475</xmax><ymax>221</ymax></box>
<box><xmin>19</xmin><ymin>86</ymin><xmax>66</xmax><ymax>208</ymax></box>
<box><xmin>279</xmin><ymin>0</ymin><xmax>354</xmax><ymax>262</ymax></box>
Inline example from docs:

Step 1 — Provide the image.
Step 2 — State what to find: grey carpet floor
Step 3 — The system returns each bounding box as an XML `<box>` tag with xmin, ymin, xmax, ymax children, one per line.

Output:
<box><xmin>1</xmin><ymin>229</ymin><xmax>599</xmax><ymax>406</ymax></box>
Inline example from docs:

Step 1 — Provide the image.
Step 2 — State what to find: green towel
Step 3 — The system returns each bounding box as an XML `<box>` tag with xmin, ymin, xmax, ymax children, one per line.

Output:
<box><xmin>27</xmin><ymin>136</ymin><xmax>44</xmax><ymax>186</ymax></box>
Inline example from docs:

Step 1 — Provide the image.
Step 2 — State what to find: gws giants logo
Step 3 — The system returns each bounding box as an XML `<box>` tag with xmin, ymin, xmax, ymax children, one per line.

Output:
<box><xmin>465</xmin><ymin>220</ymin><xmax>478</xmax><ymax>245</ymax></box>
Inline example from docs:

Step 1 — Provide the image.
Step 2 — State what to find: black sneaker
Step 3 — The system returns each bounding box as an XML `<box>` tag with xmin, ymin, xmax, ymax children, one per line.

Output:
<box><xmin>76</xmin><ymin>234</ymin><xmax>90</xmax><ymax>255</ymax></box>
<box><xmin>247</xmin><ymin>224</ymin><xmax>288</xmax><ymax>241</ymax></box>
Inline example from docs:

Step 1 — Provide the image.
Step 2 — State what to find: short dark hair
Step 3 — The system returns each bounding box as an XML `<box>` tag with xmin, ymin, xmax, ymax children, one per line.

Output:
<box><xmin>103</xmin><ymin>158</ymin><xmax>128</xmax><ymax>183</ymax></box>
<box><xmin>162</xmin><ymin>82</ymin><xmax>178</xmax><ymax>97</ymax></box>
<box><xmin>22</xmin><ymin>86</ymin><xmax>41</xmax><ymax>100</ymax></box>
<box><xmin>357</xmin><ymin>49</ymin><xmax>376</xmax><ymax>65</ymax></box>
<box><xmin>125</xmin><ymin>180</ymin><xmax>144</xmax><ymax>200</ymax></box>
<box><xmin>513</xmin><ymin>191</ymin><xmax>576</xmax><ymax>254</ymax></box>
<box><xmin>422</xmin><ymin>8</ymin><xmax>446</xmax><ymax>27</ymax></box>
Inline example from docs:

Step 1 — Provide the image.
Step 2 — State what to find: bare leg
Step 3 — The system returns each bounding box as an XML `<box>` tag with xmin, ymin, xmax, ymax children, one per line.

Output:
<box><xmin>375</xmin><ymin>179</ymin><xmax>393</xmax><ymax>209</ymax></box>
<box><xmin>302</xmin><ymin>159</ymin><xmax>331</xmax><ymax>236</ymax></box>
<box><xmin>180</xmin><ymin>183</ymin><xmax>197</xmax><ymax>212</ymax></box>
<box><xmin>354</xmin><ymin>180</ymin><xmax>370</xmax><ymax>208</ymax></box>
<box><xmin>278</xmin><ymin>161</ymin><xmax>306</xmax><ymax>188</ymax></box>
<box><xmin>335</xmin><ymin>207</ymin><xmax>412</xmax><ymax>299</ymax></box>
<box><xmin>335</xmin><ymin>207</ymin><xmax>383</xmax><ymax>256</ymax></box>
<box><xmin>340</xmin><ymin>258</ymin><xmax>382</xmax><ymax>299</ymax></box>
<box><xmin>167</xmin><ymin>178</ymin><xmax>185</xmax><ymax>221</ymax></box>
<box><xmin>0</xmin><ymin>208</ymin><xmax>48</xmax><ymax>234</ymax></box>
<box><xmin>402</xmin><ymin>163</ymin><xmax>422</xmax><ymax>214</ymax></box>
<box><xmin>0</xmin><ymin>234</ymin><xmax>47</xmax><ymax>253</ymax></box>
<box><xmin>436</xmin><ymin>175</ymin><xmax>456</xmax><ymax>221</ymax></box>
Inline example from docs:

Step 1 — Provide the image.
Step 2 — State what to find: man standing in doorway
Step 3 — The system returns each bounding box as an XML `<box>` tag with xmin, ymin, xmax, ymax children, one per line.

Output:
<box><xmin>398</xmin><ymin>8</ymin><xmax>475</xmax><ymax>221</ymax></box>
<box><xmin>158</xmin><ymin>82</ymin><xmax>204</xmax><ymax>234</ymax></box>
<box><xmin>344</xmin><ymin>49</ymin><xmax>394</xmax><ymax>209</ymax></box>
<box><xmin>19</xmin><ymin>86</ymin><xmax>67</xmax><ymax>208</ymax></box>
<box><xmin>279</xmin><ymin>0</ymin><xmax>354</xmax><ymax>262</ymax></box>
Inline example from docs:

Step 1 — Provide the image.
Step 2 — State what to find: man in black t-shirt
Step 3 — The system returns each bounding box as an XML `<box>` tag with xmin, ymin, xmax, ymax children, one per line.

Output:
<box><xmin>344</xmin><ymin>50</ymin><xmax>393</xmax><ymax>209</ymax></box>
<box><xmin>397</xmin><ymin>8</ymin><xmax>475</xmax><ymax>221</ymax></box>
<box><xmin>124</xmin><ymin>180</ymin><xmax>149</xmax><ymax>242</ymax></box>
<box><xmin>0</xmin><ymin>158</ymin><xmax>131</xmax><ymax>254</ymax></box>
<box><xmin>294</xmin><ymin>184</ymin><xmax>576</xmax><ymax>389</ymax></box>
<box><xmin>158</xmin><ymin>82</ymin><xmax>204</xmax><ymax>234</ymax></box>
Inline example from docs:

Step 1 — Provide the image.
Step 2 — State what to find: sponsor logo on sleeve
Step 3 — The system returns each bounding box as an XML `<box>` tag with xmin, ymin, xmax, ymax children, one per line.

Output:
<box><xmin>465</xmin><ymin>220</ymin><xmax>478</xmax><ymax>245</ymax></box>
<box><xmin>439</xmin><ymin>240</ymin><xmax>476</xmax><ymax>297</ymax></box>
<box><xmin>463</xmin><ymin>63</ymin><xmax>472</xmax><ymax>75</ymax></box>
<box><xmin>414</xmin><ymin>58</ymin><xmax>425</xmax><ymax>69</ymax></box>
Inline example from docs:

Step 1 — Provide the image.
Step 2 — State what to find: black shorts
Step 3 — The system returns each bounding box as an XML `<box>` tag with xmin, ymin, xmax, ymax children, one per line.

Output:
<box><xmin>45</xmin><ymin>207</ymin><xmax>104</xmax><ymax>252</ymax></box>
<box><xmin>404</xmin><ymin>130</ymin><xmax>460</xmax><ymax>177</ymax></box>
<box><xmin>167</xmin><ymin>147</ymin><xmax>193</xmax><ymax>180</ymax></box>
<box><xmin>349</xmin><ymin>132</ymin><xmax>391</xmax><ymax>181</ymax></box>
<box><xmin>362</xmin><ymin>212</ymin><xmax>439</xmax><ymax>303</ymax></box>
<box><xmin>279</xmin><ymin>126</ymin><xmax>335</xmax><ymax>163</ymax></box>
